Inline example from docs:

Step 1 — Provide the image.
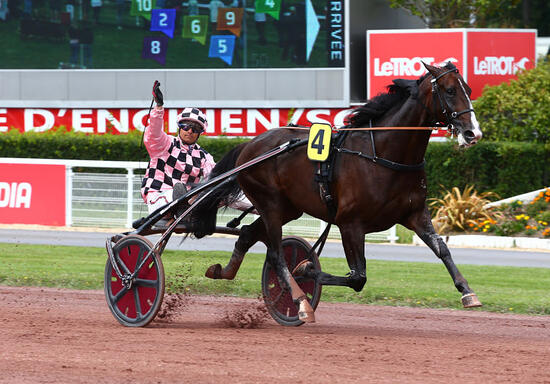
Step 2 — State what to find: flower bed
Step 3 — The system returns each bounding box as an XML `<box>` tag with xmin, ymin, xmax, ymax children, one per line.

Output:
<box><xmin>470</xmin><ymin>188</ymin><xmax>550</xmax><ymax>238</ymax></box>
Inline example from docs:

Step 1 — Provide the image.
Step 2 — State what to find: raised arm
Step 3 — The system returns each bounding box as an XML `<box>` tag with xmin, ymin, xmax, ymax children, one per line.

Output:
<box><xmin>143</xmin><ymin>81</ymin><xmax>171</xmax><ymax>156</ymax></box>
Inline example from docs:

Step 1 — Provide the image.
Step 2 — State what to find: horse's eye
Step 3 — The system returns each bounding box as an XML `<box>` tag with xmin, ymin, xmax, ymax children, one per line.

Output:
<box><xmin>446</xmin><ymin>87</ymin><xmax>456</xmax><ymax>96</ymax></box>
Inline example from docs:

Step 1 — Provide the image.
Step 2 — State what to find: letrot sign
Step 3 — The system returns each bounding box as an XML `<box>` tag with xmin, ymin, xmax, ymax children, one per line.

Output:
<box><xmin>367</xmin><ymin>29</ymin><xmax>536</xmax><ymax>99</ymax></box>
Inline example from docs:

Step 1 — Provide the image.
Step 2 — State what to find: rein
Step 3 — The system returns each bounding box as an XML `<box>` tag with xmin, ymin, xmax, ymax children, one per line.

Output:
<box><xmin>280</xmin><ymin>125</ymin><xmax>437</xmax><ymax>131</ymax></box>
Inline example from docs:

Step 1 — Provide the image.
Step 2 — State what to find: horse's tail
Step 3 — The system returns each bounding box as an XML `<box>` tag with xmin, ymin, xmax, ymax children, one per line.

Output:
<box><xmin>191</xmin><ymin>142</ymin><xmax>248</xmax><ymax>238</ymax></box>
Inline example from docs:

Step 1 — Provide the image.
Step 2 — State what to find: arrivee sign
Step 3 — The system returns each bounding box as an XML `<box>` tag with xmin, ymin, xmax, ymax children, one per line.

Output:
<box><xmin>0</xmin><ymin>163</ymin><xmax>66</xmax><ymax>226</ymax></box>
<box><xmin>367</xmin><ymin>29</ymin><xmax>536</xmax><ymax>99</ymax></box>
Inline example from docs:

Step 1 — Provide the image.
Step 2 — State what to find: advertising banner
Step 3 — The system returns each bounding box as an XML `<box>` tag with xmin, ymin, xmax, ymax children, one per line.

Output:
<box><xmin>0</xmin><ymin>107</ymin><xmax>448</xmax><ymax>138</ymax></box>
<box><xmin>368</xmin><ymin>30</ymin><xmax>463</xmax><ymax>99</ymax></box>
<box><xmin>0</xmin><ymin>163</ymin><xmax>66</xmax><ymax>226</ymax></box>
<box><xmin>367</xmin><ymin>29</ymin><xmax>537</xmax><ymax>100</ymax></box>
<box><xmin>467</xmin><ymin>30</ymin><xmax>536</xmax><ymax>99</ymax></box>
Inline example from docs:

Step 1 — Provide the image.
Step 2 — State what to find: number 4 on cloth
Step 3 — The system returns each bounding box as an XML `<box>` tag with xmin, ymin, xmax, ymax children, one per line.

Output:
<box><xmin>307</xmin><ymin>123</ymin><xmax>332</xmax><ymax>162</ymax></box>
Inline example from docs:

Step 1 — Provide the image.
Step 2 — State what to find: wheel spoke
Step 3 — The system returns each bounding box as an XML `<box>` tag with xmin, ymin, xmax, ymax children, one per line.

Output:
<box><xmin>112</xmin><ymin>286</ymin><xmax>129</xmax><ymax>304</ymax></box>
<box><xmin>115</xmin><ymin>248</ymin><xmax>131</xmax><ymax>274</ymax></box>
<box><xmin>136</xmin><ymin>246</ymin><xmax>146</xmax><ymax>269</ymax></box>
<box><xmin>267</xmin><ymin>281</ymin><xmax>286</xmax><ymax>307</ymax></box>
<box><xmin>134</xmin><ymin>278</ymin><xmax>158</xmax><ymax>288</ymax></box>
<box><xmin>133</xmin><ymin>287</ymin><xmax>143</xmax><ymax>320</ymax></box>
<box><xmin>294</xmin><ymin>276</ymin><xmax>314</xmax><ymax>283</ymax></box>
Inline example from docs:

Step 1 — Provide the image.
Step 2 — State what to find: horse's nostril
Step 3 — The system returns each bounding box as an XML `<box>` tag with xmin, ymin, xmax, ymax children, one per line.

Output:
<box><xmin>464</xmin><ymin>130</ymin><xmax>475</xmax><ymax>141</ymax></box>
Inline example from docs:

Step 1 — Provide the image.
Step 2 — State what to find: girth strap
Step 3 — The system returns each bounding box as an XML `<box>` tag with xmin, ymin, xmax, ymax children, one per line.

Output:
<box><xmin>314</xmin><ymin>131</ymin><xmax>348</xmax><ymax>222</ymax></box>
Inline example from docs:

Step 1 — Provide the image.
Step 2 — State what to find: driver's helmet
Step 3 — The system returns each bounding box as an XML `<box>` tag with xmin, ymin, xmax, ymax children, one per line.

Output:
<box><xmin>176</xmin><ymin>108</ymin><xmax>208</xmax><ymax>133</ymax></box>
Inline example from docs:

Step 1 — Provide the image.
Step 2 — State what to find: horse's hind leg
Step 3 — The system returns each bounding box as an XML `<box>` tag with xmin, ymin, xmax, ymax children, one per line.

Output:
<box><xmin>406</xmin><ymin>206</ymin><xmax>482</xmax><ymax>308</ymax></box>
<box><xmin>263</xmin><ymin>218</ymin><xmax>315</xmax><ymax>323</ymax></box>
<box><xmin>205</xmin><ymin>217</ymin><xmax>266</xmax><ymax>280</ymax></box>
<box><xmin>295</xmin><ymin>224</ymin><xmax>367</xmax><ymax>292</ymax></box>
<box><xmin>248</xmin><ymin>196</ymin><xmax>315</xmax><ymax>322</ymax></box>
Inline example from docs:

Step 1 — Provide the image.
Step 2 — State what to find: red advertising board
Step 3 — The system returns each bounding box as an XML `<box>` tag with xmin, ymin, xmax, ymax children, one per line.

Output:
<box><xmin>367</xmin><ymin>30</ymin><xmax>464</xmax><ymax>99</ymax></box>
<box><xmin>467</xmin><ymin>30</ymin><xmax>536</xmax><ymax>99</ymax></box>
<box><xmin>367</xmin><ymin>29</ymin><xmax>537</xmax><ymax>100</ymax></box>
<box><xmin>0</xmin><ymin>107</ymin><xmax>448</xmax><ymax>139</ymax></box>
<box><xmin>0</xmin><ymin>107</ymin><xmax>354</xmax><ymax>136</ymax></box>
<box><xmin>0</xmin><ymin>163</ymin><xmax>66</xmax><ymax>226</ymax></box>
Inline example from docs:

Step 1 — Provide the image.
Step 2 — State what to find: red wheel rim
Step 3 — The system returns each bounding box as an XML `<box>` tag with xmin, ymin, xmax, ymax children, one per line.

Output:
<box><xmin>109</xmin><ymin>244</ymin><xmax>160</xmax><ymax>321</ymax></box>
<box><xmin>265</xmin><ymin>239</ymin><xmax>318</xmax><ymax>319</ymax></box>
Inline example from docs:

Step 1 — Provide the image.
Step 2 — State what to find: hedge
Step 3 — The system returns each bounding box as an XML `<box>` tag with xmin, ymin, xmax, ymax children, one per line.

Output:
<box><xmin>425</xmin><ymin>141</ymin><xmax>549</xmax><ymax>199</ymax></box>
<box><xmin>0</xmin><ymin>129</ymin><xmax>250</xmax><ymax>163</ymax></box>
<box><xmin>1</xmin><ymin>129</ymin><xmax>547</xmax><ymax>200</ymax></box>
<box><xmin>474</xmin><ymin>60</ymin><xmax>550</xmax><ymax>143</ymax></box>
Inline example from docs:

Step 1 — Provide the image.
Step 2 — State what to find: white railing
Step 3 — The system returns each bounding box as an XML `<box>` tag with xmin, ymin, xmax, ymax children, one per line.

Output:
<box><xmin>0</xmin><ymin>158</ymin><xmax>397</xmax><ymax>242</ymax></box>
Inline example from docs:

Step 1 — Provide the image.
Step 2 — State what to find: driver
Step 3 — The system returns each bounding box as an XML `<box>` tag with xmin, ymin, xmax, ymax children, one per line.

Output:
<box><xmin>140</xmin><ymin>81</ymin><xmax>216</xmax><ymax>214</ymax></box>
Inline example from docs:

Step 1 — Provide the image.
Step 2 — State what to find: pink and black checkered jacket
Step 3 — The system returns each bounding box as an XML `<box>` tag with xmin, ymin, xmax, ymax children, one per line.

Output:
<box><xmin>140</xmin><ymin>108</ymin><xmax>215</xmax><ymax>202</ymax></box>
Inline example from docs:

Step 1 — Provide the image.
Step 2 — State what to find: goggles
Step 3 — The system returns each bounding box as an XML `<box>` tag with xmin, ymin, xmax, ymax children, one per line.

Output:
<box><xmin>177</xmin><ymin>121</ymin><xmax>204</xmax><ymax>134</ymax></box>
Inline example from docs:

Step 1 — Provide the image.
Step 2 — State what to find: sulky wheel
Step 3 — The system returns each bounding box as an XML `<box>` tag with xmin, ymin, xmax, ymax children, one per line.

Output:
<box><xmin>261</xmin><ymin>236</ymin><xmax>322</xmax><ymax>327</ymax></box>
<box><xmin>104</xmin><ymin>235</ymin><xmax>165</xmax><ymax>327</ymax></box>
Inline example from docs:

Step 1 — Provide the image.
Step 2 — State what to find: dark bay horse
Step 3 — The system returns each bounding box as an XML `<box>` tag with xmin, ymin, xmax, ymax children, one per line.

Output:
<box><xmin>195</xmin><ymin>62</ymin><xmax>483</xmax><ymax>322</ymax></box>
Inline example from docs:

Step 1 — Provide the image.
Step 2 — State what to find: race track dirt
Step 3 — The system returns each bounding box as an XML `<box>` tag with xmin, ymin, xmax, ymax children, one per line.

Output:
<box><xmin>1</xmin><ymin>286</ymin><xmax>549</xmax><ymax>384</ymax></box>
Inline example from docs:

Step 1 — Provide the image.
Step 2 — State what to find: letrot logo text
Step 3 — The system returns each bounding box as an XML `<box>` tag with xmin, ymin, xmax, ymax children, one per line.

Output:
<box><xmin>473</xmin><ymin>56</ymin><xmax>530</xmax><ymax>75</ymax></box>
<box><xmin>373</xmin><ymin>57</ymin><xmax>459</xmax><ymax>76</ymax></box>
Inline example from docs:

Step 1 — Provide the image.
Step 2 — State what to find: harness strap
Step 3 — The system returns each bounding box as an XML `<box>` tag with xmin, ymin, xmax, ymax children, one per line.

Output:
<box><xmin>336</xmin><ymin>147</ymin><xmax>425</xmax><ymax>172</ymax></box>
<box><xmin>314</xmin><ymin>131</ymin><xmax>348</xmax><ymax>222</ymax></box>
<box><xmin>307</xmin><ymin>221</ymin><xmax>332</xmax><ymax>259</ymax></box>
<box><xmin>336</xmin><ymin>124</ymin><xmax>425</xmax><ymax>172</ymax></box>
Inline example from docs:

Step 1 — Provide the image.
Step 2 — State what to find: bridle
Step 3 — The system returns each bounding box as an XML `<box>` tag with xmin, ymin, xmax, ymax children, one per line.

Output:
<box><xmin>430</xmin><ymin>67</ymin><xmax>474</xmax><ymax>136</ymax></box>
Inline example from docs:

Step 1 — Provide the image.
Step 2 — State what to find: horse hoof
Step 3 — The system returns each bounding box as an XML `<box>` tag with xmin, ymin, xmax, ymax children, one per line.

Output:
<box><xmin>462</xmin><ymin>293</ymin><xmax>482</xmax><ymax>308</ymax></box>
<box><xmin>292</xmin><ymin>260</ymin><xmax>313</xmax><ymax>277</ymax></box>
<box><xmin>298</xmin><ymin>298</ymin><xmax>315</xmax><ymax>323</ymax></box>
<box><xmin>205</xmin><ymin>264</ymin><xmax>222</xmax><ymax>279</ymax></box>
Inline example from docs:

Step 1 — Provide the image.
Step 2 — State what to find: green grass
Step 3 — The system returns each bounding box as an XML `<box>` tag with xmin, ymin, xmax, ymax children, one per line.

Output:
<box><xmin>2</xmin><ymin>242</ymin><xmax>550</xmax><ymax>315</ymax></box>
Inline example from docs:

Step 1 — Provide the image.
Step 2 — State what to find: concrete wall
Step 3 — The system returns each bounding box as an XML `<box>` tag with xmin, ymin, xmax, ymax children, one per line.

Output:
<box><xmin>0</xmin><ymin>68</ymin><xmax>348</xmax><ymax>108</ymax></box>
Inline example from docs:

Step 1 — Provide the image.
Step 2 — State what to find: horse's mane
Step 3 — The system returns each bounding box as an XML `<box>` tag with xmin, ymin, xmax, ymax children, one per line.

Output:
<box><xmin>347</xmin><ymin>62</ymin><xmax>457</xmax><ymax>128</ymax></box>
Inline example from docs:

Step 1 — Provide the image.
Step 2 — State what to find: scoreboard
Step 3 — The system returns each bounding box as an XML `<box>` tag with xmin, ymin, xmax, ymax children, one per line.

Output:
<box><xmin>1</xmin><ymin>0</ymin><xmax>350</xmax><ymax>108</ymax></box>
<box><xmin>135</xmin><ymin>0</ymin><xmax>344</xmax><ymax>68</ymax></box>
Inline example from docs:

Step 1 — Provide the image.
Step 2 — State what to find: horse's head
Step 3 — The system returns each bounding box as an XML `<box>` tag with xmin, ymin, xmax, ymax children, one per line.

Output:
<box><xmin>422</xmin><ymin>62</ymin><xmax>482</xmax><ymax>147</ymax></box>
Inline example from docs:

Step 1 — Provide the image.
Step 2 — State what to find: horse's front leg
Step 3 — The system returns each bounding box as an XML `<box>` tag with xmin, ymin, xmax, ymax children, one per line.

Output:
<box><xmin>205</xmin><ymin>218</ymin><xmax>265</xmax><ymax>280</ymax></box>
<box><xmin>405</xmin><ymin>206</ymin><xmax>482</xmax><ymax>308</ymax></box>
